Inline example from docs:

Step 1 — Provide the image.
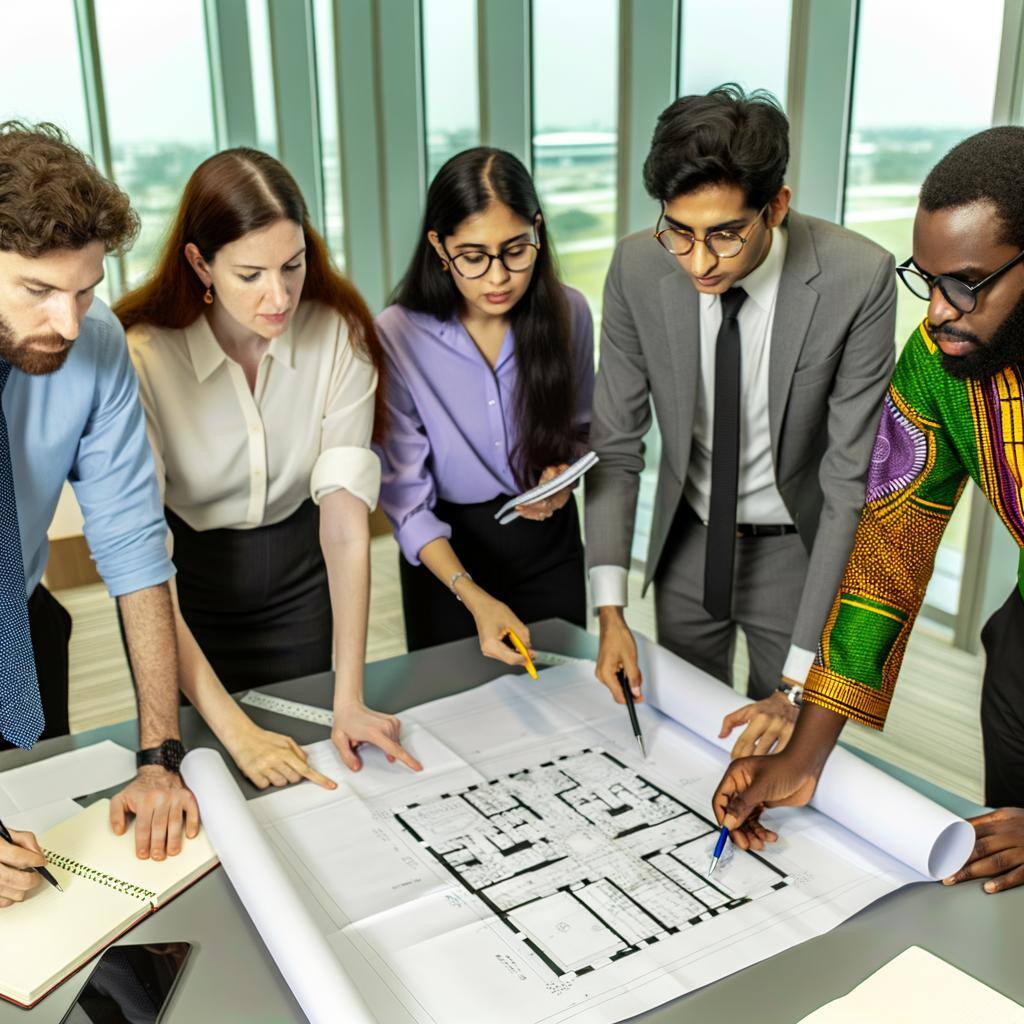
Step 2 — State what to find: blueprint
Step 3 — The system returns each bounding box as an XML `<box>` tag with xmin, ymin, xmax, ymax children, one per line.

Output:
<box><xmin>395</xmin><ymin>748</ymin><xmax>788</xmax><ymax>978</ymax></box>
<box><xmin>184</xmin><ymin>640</ymin><xmax>974</xmax><ymax>1024</ymax></box>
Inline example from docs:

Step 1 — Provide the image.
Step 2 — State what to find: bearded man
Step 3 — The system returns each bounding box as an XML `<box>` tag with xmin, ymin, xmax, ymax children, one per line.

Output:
<box><xmin>0</xmin><ymin>122</ymin><xmax>198</xmax><ymax>911</ymax></box>
<box><xmin>713</xmin><ymin>126</ymin><xmax>1024</xmax><ymax>895</ymax></box>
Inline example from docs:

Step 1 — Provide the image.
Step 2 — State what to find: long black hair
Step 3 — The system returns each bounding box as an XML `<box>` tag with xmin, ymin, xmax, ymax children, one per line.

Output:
<box><xmin>391</xmin><ymin>147</ymin><xmax>578</xmax><ymax>489</ymax></box>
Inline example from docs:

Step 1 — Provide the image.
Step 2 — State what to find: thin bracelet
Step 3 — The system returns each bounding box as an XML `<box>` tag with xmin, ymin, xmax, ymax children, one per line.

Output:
<box><xmin>449</xmin><ymin>571</ymin><xmax>472</xmax><ymax>602</ymax></box>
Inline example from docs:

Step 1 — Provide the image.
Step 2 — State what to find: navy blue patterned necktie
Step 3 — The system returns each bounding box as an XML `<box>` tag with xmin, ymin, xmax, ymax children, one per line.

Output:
<box><xmin>703</xmin><ymin>287</ymin><xmax>747</xmax><ymax>621</ymax></box>
<box><xmin>0</xmin><ymin>360</ymin><xmax>44</xmax><ymax>748</ymax></box>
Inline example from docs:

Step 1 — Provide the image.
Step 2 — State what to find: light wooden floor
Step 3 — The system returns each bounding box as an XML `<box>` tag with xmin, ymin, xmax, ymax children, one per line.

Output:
<box><xmin>59</xmin><ymin>534</ymin><xmax>986</xmax><ymax>804</ymax></box>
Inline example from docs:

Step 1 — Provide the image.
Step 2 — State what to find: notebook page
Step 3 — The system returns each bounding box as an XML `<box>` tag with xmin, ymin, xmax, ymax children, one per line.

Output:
<box><xmin>0</xmin><ymin>802</ymin><xmax>148</xmax><ymax>1005</ymax></box>
<box><xmin>43</xmin><ymin>799</ymin><xmax>218</xmax><ymax>906</ymax></box>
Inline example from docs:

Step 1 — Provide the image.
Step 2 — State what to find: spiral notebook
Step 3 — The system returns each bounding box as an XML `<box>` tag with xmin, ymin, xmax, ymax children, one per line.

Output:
<box><xmin>0</xmin><ymin>798</ymin><xmax>217</xmax><ymax>1008</ymax></box>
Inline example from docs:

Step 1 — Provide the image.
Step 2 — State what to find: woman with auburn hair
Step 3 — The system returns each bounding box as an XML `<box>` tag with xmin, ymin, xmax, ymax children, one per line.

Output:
<box><xmin>114</xmin><ymin>148</ymin><xmax>421</xmax><ymax>787</ymax></box>
<box><xmin>375</xmin><ymin>148</ymin><xmax>594</xmax><ymax>662</ymax></box>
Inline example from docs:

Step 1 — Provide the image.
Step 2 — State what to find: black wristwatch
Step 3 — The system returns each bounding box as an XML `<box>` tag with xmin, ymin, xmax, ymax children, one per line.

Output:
<box><xmin>136</xmin><ymin>739</ymin><xmax>187</xmax><ymax>774</ymax></box>
<box><xmin>775</xmin><ymin>682</ymin><xmax>804</xmax><ymax>707</ymax></box>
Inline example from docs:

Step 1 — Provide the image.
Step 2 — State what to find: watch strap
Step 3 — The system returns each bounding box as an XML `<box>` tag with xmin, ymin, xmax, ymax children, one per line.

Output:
<box><xmin>136</xmin><ymin>739</ymin><xmax>186</xmax><ymax>773</ymax></box>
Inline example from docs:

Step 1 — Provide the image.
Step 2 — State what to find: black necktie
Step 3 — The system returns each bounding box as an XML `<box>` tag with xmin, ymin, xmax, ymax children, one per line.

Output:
<box><xmin>703</xmin><ymin>287</ymin><xmax>747</xmax><ymax>621</ymax></box>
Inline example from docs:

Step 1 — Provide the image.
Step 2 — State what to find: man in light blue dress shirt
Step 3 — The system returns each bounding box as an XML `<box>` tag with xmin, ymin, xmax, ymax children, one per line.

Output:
<box><xmin>0</xmin><ymin>122</ymin><xmax>199</xmax><ymax>908</ymax></box>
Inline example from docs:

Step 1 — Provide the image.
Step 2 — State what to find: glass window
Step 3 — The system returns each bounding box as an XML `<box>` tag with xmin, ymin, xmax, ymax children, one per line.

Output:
<box><xmin>843</xmin><ymin>0</ymin><xmax>1005</xmax><ymax>619</ymax></box>
<box><xmin>679</xmin><ymin>0</ymin><xmax>792</xmax><ymax>107</ymax></box>
<box><xmin>532</xmin><ymin>0</ymin><xmax>619</xmax><ymax>316</ymax></box>
<box><xmin>246</xmin><ymin>0</ymin><xmax>278</xmax><ymax>156</ymax></box>
<box><xmin>0</xmin><ymin>1</ymin><xmax>91</xmax><ymax>149</ymax></box>
<box><xmin>94</xmin><ymin>0</ymin><xmax>218</xmax><ymax>288</ymax></box>
<box><xmin>312</xmin><ymin>0</ymin><xmax>346</xmax><ymax>269</ymax></box>
<box><xmin>422</xmin><ymin>0</ymin><xmax>481</xmax><ymax>181</ymax></box>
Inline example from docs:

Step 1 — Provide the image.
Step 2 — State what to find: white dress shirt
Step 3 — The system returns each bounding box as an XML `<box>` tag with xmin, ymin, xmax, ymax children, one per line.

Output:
<box><xmin>685</xmin><ymin>225</ymin><xmax>789</xmax><ymax>524</ymax></box>
<box><xmin>590</xmin><ymin>227</ymin><xmax>815</xmax><ymax>684</ymax></box>
<box><xmin>127</xmin><ymin>300</ymin><xmax>381</xmax><ymax>532</ymax></box>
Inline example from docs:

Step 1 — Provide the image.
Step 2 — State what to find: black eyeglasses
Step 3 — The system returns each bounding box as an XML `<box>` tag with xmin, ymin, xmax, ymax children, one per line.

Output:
<box><xmin>654</xmin><ymin>204</ymin><xmax>769</xmax><ymax>257</ymax></box>
<box><xmin>896</xmin><ymin>250</ymin><xmax>1024</xmax><ymax>314</ymax></box>
<box><xmin>442</xmin><ymin>232</ymin><xmax>540</xmax><ymax>280</ymax></box>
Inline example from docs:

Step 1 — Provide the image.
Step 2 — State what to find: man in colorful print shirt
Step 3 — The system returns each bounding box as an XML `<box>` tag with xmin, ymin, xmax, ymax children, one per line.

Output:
<box><xmin>712</xmin><ymin>127</ymin><xmax>1024</xmax><ymax>893</ymax></box>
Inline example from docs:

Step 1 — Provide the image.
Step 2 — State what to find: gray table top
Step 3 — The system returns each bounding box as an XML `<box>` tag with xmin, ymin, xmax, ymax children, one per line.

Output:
<box><xmin>1</xmin><ymin>619</ymin><xmax>1017</xmax><ymax>1023</ymax></box>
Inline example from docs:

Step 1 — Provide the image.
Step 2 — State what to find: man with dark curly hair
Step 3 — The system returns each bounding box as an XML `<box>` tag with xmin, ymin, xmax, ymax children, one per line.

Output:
<box><xmin>0</xmin><ymin>122</ymin><xmax>199</xmax><ymax>909</ymax></box>
<box><xmin>715</xmin><ymin>126</ymin><xmax>1024</xmax><ymax>895</ymax></box>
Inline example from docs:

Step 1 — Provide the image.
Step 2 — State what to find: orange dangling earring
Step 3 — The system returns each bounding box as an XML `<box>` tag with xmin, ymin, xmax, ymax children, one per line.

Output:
<box><xmin>203</xmin><ymin>286</ymin><xmax>214</xmax><ymax>305</ymax></box>
<box><xmin>439</xmin><ymin>260</ymin><xmax>449</xmax><ymax>273</ymax></box>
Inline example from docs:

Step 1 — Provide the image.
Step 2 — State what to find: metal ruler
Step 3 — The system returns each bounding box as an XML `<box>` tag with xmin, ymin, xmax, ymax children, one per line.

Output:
<box><xmin>240</xmin><ymin>656</ymin><xmax>590</xmax><ymax>724</ymax></box>
<box><xmin>240</xmin><ymin>690</ymin><xmax>334</xmax><ymax>726</ymax></box>
<box><xmin>532</xmin><ymin>650</ymin><xmax>592</xmax><ymax>668</ymax></box>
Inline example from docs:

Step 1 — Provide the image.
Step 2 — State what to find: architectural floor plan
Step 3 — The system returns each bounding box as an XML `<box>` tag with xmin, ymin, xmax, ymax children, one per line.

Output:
<box><xmin>210</xmin><ymin>652</ymin><xmax>963</xmax><ymax>1024</ymax></box>
<box><xmin>395</xmin><ymin>749</ymin><xmax>788</xmax><ymax>978</ymax></box>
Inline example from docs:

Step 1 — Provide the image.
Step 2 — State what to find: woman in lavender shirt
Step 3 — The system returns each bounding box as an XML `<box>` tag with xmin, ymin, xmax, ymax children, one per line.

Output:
<box><xmin>374</xmin><ymin>148</ymin><xmax>595</xmax><ymax>665</ymax></box>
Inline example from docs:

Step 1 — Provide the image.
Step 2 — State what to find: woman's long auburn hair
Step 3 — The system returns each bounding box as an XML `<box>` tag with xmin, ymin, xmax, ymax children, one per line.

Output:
<box><xmin>114</xmin><ymin>147</ymin><xmax>385</xmax><ymax>435</ymax></box>
<box><xmin>391</xmin><ymin>147</ymin><xmax>579</xmax><ymax>489</ymax></box>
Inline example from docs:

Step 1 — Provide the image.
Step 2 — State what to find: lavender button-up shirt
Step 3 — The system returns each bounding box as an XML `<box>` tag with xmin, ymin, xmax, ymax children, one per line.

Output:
<box><xmin>374</xmin><ymin>285</ymin><xmax>595</xmax><ymax>564</ymax></box>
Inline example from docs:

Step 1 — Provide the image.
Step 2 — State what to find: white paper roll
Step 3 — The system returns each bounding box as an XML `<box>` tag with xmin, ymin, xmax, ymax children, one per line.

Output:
<box><xmin>636</xmin><ymin>635</ymin><xmax>974</xmax><ymax>879</ymax></box>
<box><xmin>181</xmin><ymin>748</ymin><xmax>376</xmax><ymax>1024</ymax></box>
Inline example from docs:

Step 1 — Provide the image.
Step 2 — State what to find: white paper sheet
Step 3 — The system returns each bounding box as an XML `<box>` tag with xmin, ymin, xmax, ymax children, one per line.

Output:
<box><xmin>183</xmin><ymin>640</ymin><xmax>977</xmax><ymax>1024</ymax></box>
<box><xmin>1</xmin><ymin>798</ymin><xmax>81</xmax><ymax>835</ymax></box>
<box><xmin>494</xmin><ymin>451</ymin><xmax>598</xmax><ymax>524</ymax></box>
<box><xmin>180</xmin><ymin>749</ymin><xmax>376</xmax><ymax>1024</ymax></box>
<box><xmin>0</xmin><ymin>741</ymin><xmax>135</xmax><ymax>815</ymax></box>
<box><xmin>796</xmin><ymin>946</ymin><xmax>1024</xmax><ymax>1022</ymax></box>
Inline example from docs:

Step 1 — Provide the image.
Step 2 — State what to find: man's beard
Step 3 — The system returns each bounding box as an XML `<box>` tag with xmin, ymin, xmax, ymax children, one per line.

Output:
<box><xmin>0</xmin><ymin>310</ymin><xmax>74</xmax><ymax>375</ymax></box>
<box><xmin>937</xmin><ymin>293</ymin><xmax>1024</xmax><ymax>381</ymax></box>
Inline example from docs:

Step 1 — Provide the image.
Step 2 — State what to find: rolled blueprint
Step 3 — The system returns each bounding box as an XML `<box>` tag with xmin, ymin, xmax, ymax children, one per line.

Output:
<box><xmin>181</xmin><ymin>748</ymin><xmax>376</xmax><ymax>1024</ymax></box>
<box><xmin>635</xmin><ymin>635</ymin><xmax>975</xmax><ymax>880</ymax></box>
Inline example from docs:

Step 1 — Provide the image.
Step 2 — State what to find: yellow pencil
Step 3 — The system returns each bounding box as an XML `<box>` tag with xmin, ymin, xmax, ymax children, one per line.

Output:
<box><xmin>505</xmin><ymin>629</ymin><xmax>538</xmax><ymax>679</ymax></box>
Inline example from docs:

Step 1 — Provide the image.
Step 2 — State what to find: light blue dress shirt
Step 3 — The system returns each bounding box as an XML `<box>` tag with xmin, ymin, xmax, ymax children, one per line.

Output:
<box><xmin>5</xmin><ymin>298</ymin><xmax>173</xmax><ymax>598</ymax></box>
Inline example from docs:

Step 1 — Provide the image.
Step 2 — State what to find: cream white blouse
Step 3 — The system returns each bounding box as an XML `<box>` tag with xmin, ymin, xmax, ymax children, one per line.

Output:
<box><xmin>126</xmin><ymin>301</ymin><xmax>380</xmax><ymax>531</ymax></box>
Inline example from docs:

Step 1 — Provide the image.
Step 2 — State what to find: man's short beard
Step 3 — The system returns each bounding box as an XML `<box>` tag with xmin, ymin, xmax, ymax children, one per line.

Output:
<box><xmin>0</xmin><ymin>310</ymin><xmax>73</xmax><ymax>375</ymax></box>
<box><xmin>941</xmin><ymin>293</ymin><xmax>1024</xmax><ymax>381</ymax></box>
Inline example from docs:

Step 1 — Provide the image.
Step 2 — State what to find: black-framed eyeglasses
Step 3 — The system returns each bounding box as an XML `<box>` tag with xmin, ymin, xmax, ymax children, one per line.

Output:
<box><xmin>896</xmin><ymin>250</ymin><xmax>1024</xmax><ymax>314</ymax></box>
<box><xmin>653</xmin><ymin>204</ymin><xmax>769</xmax><ymax>257</ymax></box>
<box><xmin>442</xmin><ymin>231</ymin><xmax>541</xmax><ymax>280</ymax></box>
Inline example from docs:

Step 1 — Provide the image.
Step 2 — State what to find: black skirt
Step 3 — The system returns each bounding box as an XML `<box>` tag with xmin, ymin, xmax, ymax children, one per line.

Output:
<box><xmin>400</xmin><ymin>493</ymin><xmax>587</xmax><ymax>652</ymax></box>
<box><xmin>168</xmin><ymin>500</ymin><xmax>331</xmax><ymax>693</ymax></box>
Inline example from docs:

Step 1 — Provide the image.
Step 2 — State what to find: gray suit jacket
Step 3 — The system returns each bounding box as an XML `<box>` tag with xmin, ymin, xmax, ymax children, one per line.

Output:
<box><xmin>584</xmin><ymin>210</ymin><xmax>897</xmax><ymax>650</ymax></box>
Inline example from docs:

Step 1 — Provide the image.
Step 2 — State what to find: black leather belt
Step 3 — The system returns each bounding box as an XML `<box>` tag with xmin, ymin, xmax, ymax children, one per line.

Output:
<box><xmin>735</xmin><ymin>523</ymin><xmax>798</xmax><ymax>538</ymax></box>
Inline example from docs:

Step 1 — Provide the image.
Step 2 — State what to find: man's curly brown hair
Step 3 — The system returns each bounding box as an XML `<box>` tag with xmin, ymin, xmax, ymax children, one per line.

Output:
<box><xmin>0</xmin><ymin>120</ymin><xmax>139</xmax><ymax>257</ymax></box>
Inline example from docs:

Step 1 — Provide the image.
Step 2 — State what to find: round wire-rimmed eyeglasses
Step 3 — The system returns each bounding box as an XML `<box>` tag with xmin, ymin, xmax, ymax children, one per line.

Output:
<box><xmin>653</xmin><ymin>204</ymin><xmax>770</xmax><ymax>258</ymax></box>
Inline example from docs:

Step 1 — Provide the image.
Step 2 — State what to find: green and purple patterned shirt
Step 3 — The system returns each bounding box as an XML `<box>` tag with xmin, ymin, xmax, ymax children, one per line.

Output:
<box><xmin>804</xmin><ymin>322</ymin><xmax>1024</xmax><ymax>728</ymax></box>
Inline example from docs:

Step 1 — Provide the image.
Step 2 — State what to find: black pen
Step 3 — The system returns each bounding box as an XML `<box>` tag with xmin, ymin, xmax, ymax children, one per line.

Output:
<box><xmin>0</xmin><ymin>818</ymin><xmax>63</xmax><ymax>892</ymax></box>
<box><xmin>616</xmin><ymin>668</ymin><xmax>646</xmax><ymax>759</ymax></box>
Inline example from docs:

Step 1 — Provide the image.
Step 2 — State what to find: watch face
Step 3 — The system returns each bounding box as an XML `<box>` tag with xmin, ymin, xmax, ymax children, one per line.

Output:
<box><xmin>161</xmin><ymin>740</ymin><xmax>186</xmax><ymax>772</ymax></box>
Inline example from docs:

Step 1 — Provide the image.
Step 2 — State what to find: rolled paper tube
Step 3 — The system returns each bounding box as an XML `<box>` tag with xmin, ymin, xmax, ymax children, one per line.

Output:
<box><xmin>181</xmin><ymin>748</ymin><xmax>377</xmax><ymax>1024</ymax></box>
<box><xmin>635</xmin><ymin>635</ymin><xmax>974</xmax><ymax>880</ymax></box>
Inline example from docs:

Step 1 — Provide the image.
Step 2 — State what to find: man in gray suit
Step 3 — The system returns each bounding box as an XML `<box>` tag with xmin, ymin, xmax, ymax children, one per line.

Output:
<box><xmin>587</xmin><ymin>86</ymin><xmax>897</xmax><ymax>733</ymax></box>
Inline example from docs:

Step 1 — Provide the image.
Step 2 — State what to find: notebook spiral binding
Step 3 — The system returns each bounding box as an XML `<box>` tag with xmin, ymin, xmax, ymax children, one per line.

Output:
<box><xmin>44</xmin><ymin>850</ymin><xmax>157</xmax><ymax>903</ymax></box>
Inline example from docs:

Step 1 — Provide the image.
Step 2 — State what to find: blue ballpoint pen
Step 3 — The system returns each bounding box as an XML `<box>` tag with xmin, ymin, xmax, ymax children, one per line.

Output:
<box><xmin>708</xmin><ymin>825</ymin><xmax>730</xmax><ymax>876</ymax></box>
